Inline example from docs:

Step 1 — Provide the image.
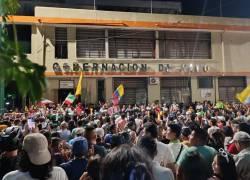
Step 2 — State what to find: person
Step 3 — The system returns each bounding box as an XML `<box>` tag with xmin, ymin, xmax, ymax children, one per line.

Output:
<box><xmin>84</xmin><ymin>125</ymin><xmax>107</xmax><ymax>157</ymax></box>
<box><xmin>3</xmin><ymin>133</ymin><xmax>68</xmax><ymax>180</ymax></box>
<box><xmin>60</xmin><ymin>137</ymin><xmax>88</xmax><ymax>180</ymax></box>
<box><xmin>0</xmin><ymin>127</ymin><xmax>21</xmax><ymax>179</ymax></box>
<box><xmin>84</xmin><ymin>155</ymin><xmax>101</xmax><ymax>180</ymax></box>
<box><xmin>101</xmin><ymin>144</ymin><xmax>153</xmax><ymax>180</ymax></box>
<box><xmin>180</xmin><ymin>127</ymin><xmax>191</xmax><ymax>146</ymax></box>
<box><xmin>58</xmin><ymin>121</ymin><xmax>71</xmax><ymax>141</ymax></box>
<box><xmin>209</xmin><ymin>148</ymin><xmax>237</xmax><ymax>180</ymax></box>
<box><xmin>116</xmin><ymin>113</ymin><xmax>127</xmax><ymax>132</ymax></box>
<box><xmin>208</xmin><ymin>131</ymin><xmax>225</xmax><ymax>151</ymax></box>
<box><xmin>233</xmin><ymin>131</ymin><xmax>250</xmax><ymax>180</ymax></box>
<box><xmin>166</xmin><ymin>123</ymin><xmax>185</xmax><ymax>162</ymax></box>
<box><xmin>51</xmin><ymin>137</ymin><xmax>65</xmax><ymax>166</ymax></box>
<box><xmin>176</xmin><ymin>151</ymin><xmax>209</xmax><ymax>180</ymax></box>
<box><xmin>207</xmin><ymin>118</ymin><xmax>220</xmax><ymax>138</ymax></box>
<box><xmin>137</xmin><ymin>136</ymin><xmax>175</xmax><ymax>180</ymax></box>
<box><xmin>143</xmin><ymin>122</ymin><xmax>174</xmax><ymax>166</ymax></box>
<box><xmin>177</xmin><ymin>127</ymin><xmax>217</xmax><ymax>177</ymax></box>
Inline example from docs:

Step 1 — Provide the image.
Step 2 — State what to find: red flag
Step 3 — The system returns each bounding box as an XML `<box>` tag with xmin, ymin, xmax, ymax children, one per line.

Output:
<box><xmin>112</xmin><ymin>96</ymin><xmax>119</xmax><ymax>106</ymax></box>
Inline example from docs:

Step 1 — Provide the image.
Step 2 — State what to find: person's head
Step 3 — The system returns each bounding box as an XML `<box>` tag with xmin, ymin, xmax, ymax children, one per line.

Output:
<box><xmin>51</xmin><ymin>137</ymin><xmax>62</xmax><ymax>153</ymax></box>
<box><xmin>110</xmin><ymin>134</ymin><xmax>124</xmax><ymax>149</ymax></box>
<box><xmin>96</xmin><ymin>128</ymin><xmax>105</xmax><ymax>144</ymax></box>
<box><xmin>121</xmin><ymin>113</ymin><xmax>126</xmax><ymax>119</ymax></box>
<box><xmin>108</xmin><ymin>124</ymin><xmax>116</xmax><ymax>134</ymax></box>
<box><xmin>19</xmin><ymin>133</ymin><xmax>53</xmax><ymax>180</ymax></box>
<box><xmin>72</xmin><ymin>137</ymin><xmax>88</xmax><ymax>158</ymax></box>
<box><xmin>189</xmin><ymin>127</ymin><xmax>208</xmax><ymax>146</ymax></box>
<box><xmin>230</xmin><ymin>120</ymin><xmax>240</xmax><ymax>133</ymax></box>
<box><xmin>233</xmin><ymin>131</ymin><xmax>250</xmax><ymax>152</ymax></box>
<box><xmin>180</xmin><ymin>127</ymin><xmax>191</xmax><ymax>142</ymax></box>
<box><xmin>238</xmin><ymin>122</ymin><xmax>250</xmax><ymax>135</ymax></box>
<box><xmin>143</xmin><ymin>122</ymin><xmax>158</xmax><ymax>139</ymax></box>
<box><xmin>166</xmin><ymin>123</ymin><xmax>182</xmax><ymax>141</ymax></box>
<box><xmin>84</xmin><ymin>125</ymin><xmax>97</xmax><ymax>145</ymax></box>
<box><xmin>208</xmin><ymin>131</ymin><xmax>225</xmax><ymax>151</ymax></box>
<box><xmin>101</xmin><ymin>144</ymin><xmax>153</xmax><ymax>180</ymax></box>
<box><xmin>130</xmin><ymin>131</ymin><xmax>137</xmax><ymax>144</ymax></box>
<box><xmin>212</xmin><ymin>149</ymin><xmax>237</xmax><ymax>180</ymax></box>
<box><xmin>0</xmin><ymin>126</ymin><xmax>21</xmax><ymax>153</ymax></box>
<box><xmin>137</xmin><ymin>136</ymin><xmax>157</xmax><ymax>159</ymax></box>
<box><xmin>177</xmin><ymin>151</ymin><xmax>209</xmax><ymax>180</ymax></box>
<box><xmin>60</xmin><ymin>121</ymin><xmax>68</xmax><ymax>130</ymax></box>
<box><xmin>222</xmin><ymin>126</ymin><xmax>234</xmax><ymax>137</ymax></box>
<box><xmin>87</xmin><ymin>155</ymin><xmax>102</xmax><ymax>180</ymax></box>
<box><xmin>210</xmin><ymin>118</ymin><xmax>217</xmax><ymax>126</ymax></box>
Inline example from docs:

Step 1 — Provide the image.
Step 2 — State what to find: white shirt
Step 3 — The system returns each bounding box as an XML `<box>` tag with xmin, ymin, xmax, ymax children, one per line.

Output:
<box><xmin>3</xmin><ymin>167</ymin><xmax>68</xmax><ymax>180</ymax></box>
<box><xmin>154</xmin><ymin>140</ymin><xmax>174</xmax><ymax>166</ymax></box>
<box><xmin>207</xmin><ymin>126</ymin><xmax>220</xmax><ymax>137</ymax></box>
<box><xmin>152</xmin><ymin>161</ymin><xmax>175</xmax><ymax>180</ymax></box>
<box><xmin>234</xmin><ymin>147</ymin><xmax>250</xmax><ymax>180</ymax></box>
<box><xmin>135</xmin><ymin>118</ymin><xmax>143</xmax><ymax>130</ymax></box>
<box><xmin>168</xmin><ymin>141</ymin><xmax>185</xmax><ymax>162</ymax></box>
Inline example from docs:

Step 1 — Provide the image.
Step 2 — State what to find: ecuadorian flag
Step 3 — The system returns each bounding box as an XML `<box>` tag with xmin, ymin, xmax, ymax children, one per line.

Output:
<box><xmin>113</xmin><ymin>84</ymin><xmax>124</xmax><ymax>100</ymax></box>
<box><xmin>236</xmin><ymin>85</ymin><xmax>250</xmax><ymax>105</ymax></box>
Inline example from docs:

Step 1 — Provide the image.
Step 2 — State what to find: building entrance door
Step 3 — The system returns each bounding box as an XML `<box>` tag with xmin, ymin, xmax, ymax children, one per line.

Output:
<box><xmin>58</xmin><ymin>89</ymin><xmax>74</xmax><ymax>104</ymax></box>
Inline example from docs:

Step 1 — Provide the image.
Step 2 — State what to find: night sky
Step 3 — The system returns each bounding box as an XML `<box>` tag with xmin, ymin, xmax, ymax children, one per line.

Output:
<box><xmin>181</xmin><ymin>0</ymin><xmax>250</xmax><ymax>18</ymax></box>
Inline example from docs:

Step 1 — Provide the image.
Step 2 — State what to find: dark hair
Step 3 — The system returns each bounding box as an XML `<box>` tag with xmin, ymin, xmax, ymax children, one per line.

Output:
<box><xmin>222</xmin><ymin>126</ymin><xmax>234</xmax><ymax>137</ymax></box>
<box><xmin>137</xmin><ymin>136</ymin><xmax>157</xmax><ymax>159</ymax></box>
<box><xmin>144</xmin><ymin>122</ymin><xmax>158</xmax><ymax>138</ymax></box>
<box><xmin>120</xmin><ymin>132</ymin><xmax>131</xmax><ymax>145</ymax></box>
<box><xmin>211</xmin><ymin>118</ymin><xmax>217</xmax><ymax>126</ymax></box>
<box><xmin>40</xmin><ymin>130</ymin><xmax>52</xmax><ymax>145</ymax></box>
<box><xmin>101</xmin><ymin>145</ymin><xmax>153</xmax><ymax>180</ymax></box>
<box><xmin>193</xmin><ymin>127</ymin><xmax>208</xmax><ymax>145</ymax></box>
<box><xmin>121</xmin><ymin>113</ymin><xmax>126</xmax><ymax>119</ymax></box>
<box><xmin>181</xmin><ymin>127</ymin><xmax>191</xmax><ymax>138</ymax></box>
<box><xmin>208</xmin><ymin>131</ymin><xmax>225</xmax><ymax>151</ymax></box>
<box><xmin>108</xmin><ymin>124</ymin><xmax>116</xmax><ymax>133</ymax></box>
<box><xmin>77</xmin><ymin>120</ymin><xmax>84</xmax><ymax>127</ymax></box>
<box><xmin>239</xmin><ymin>122</ymin><xmax>250</xmax><ymax>135</ymax></box>
<box><xmin>19</xmin><ymin>150</ymin><xmax>53</xmax><ymax>180</ymax></box>
<box><xmin>178</xmin><ymin>151</ymin><xmax>209</xmax><ymax>180</ymax></box>
<box><xmin>216</xmin><ymin>153</ymin><xmax>237</xmax><ymax>180</ymax></box>
<box><xmin>84</xmin><ymin>125</ymin><xmax>96</xmax><ymax>141</ymax></box>
<box><xmin>111</xmin><ymin>134</ymin><xmax>124</xmax><ymax>149</ymax></box>
<box><xmin>87</xmin><ymin>155</ymin><xmax>102</xmax><ymax>180</ymax></box>
<box><xmin>68</xmin><ymin>120</ymin><xmax>75</xmax><ymax>131</ymax></box>
<box><xmin>168</xmin><ymin>123</ymin><xmax>182</xmax><ymax>138</ymax></box>
<box><xmin>51</xmin><ymin>137</ymin><xmax>61</xmax><ymax>153</ymax></box>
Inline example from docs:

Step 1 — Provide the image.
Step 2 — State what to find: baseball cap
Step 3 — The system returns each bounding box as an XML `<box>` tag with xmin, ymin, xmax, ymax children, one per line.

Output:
<box><xmin>23</xmin><ymin>133</ymin><xmax>51</xmax><ymax>165</ymax></box>
<box><xmin>233</xmin><ymin>131</ymin><xmax>250</xmax><ymax>142</ymax></box>
<box><xmin>72</xmin><ymin>137</ymin><xmax>88</xmax><ymax>156</ymax></box>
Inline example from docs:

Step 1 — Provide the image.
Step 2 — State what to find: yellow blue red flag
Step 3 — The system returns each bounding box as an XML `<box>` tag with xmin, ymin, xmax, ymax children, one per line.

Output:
<box><xmin>113</xmin><ymin>84</ymin><xmax>124</xmax><ymax>99</ymax></box>
<box><xmin>236</xmin><ymin>85</ymin><xmax>250</xmax><ymax>105</ymax></box>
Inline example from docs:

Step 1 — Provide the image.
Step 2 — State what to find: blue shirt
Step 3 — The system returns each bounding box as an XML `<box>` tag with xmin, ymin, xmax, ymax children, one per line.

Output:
<box><xmin>60</xmin><ymin>158</ymin><xmax>88</xmax><ymax>180</ymax></box>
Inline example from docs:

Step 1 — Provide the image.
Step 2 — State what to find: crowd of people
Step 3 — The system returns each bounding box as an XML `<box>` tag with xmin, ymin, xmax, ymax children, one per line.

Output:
<box><xmin>0</xmin><ymin>100</ymin><xmax>250</xmax><ymax>180</ymax></box>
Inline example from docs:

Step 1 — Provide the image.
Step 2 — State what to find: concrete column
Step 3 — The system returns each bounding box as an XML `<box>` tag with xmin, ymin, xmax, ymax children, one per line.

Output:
<box><xmin>68</xmin><ymin>27</ymin><xmax>76</xmax><ymax>59</ymax></box>
<box><xmin>155</xmin><ymin>31</ymin><xmax>159</xmax><ymax>59</ymax></box>
<box><xmin>214</xmin><ymin>77</ymin><xmax>219</xmax><ymax>102</ymax></box>
<box><xmin>105</xmin><ymin>77</ymin><xmax>113</xmax><ymax>104</ymax></box>
<box><xmin>90</xmin><ymin>79</ymin><xmax>97</xmax><ymax>104</ymax></box>
<box><xmin>191</xmin><ymin>77</ymin><xmax>198</xmax><ymax>102</ymax></box>
<box><xmin>246</xmin><ymin>77</ymin><xmax>250</xmax><ymax>85</ymax></box>
<box><xmin>148</xmin><ymin>79</ymin><xmax>160</xmax><ymax>104</ymax></box>
<box><xmin>105</xmin><ymin>29</ymin><xmax>109</xmax><ymax>58</ymax></box>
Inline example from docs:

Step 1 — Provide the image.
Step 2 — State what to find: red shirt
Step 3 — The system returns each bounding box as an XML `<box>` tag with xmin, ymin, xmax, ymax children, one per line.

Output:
<box><xmin>227</xmin><ymin>143</ymin><xmax>239</xmax><ymax>155</ymax></box>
